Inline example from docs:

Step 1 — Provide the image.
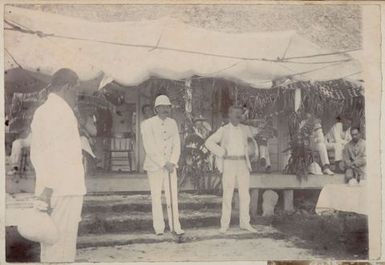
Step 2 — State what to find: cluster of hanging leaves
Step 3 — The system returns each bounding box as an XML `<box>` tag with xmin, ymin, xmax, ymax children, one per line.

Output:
<box><xmin>236</xmin><ymin>87</ymin><xmax>295</xmax><ymax>118</ymax></box>
<box><xmin>283</xmin><ymin>80</ymin><xmax>365</xmax><ymax>180</ymax></box>
<box><xmin>284</xmin><ymin>111</ymin><xmax>315</xmax><ymax>181</ymax></box>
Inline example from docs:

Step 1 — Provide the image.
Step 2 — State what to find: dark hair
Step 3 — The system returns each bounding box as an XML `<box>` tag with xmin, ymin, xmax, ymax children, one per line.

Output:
<box><xmin>336</xmin><ymin>116</ymin><xmax>342</xmax><ymax>122</ymax></box>
<box><xmin>49</xmin><ymin>68</ymin><xmax>79</xmax><ymax>92</ymax></box>
<box><xmin>351</xmin><ymin>127</ymin><xmax>360</xmax><ymax>133</ymax></box>
<box><xmin>142</xmin><ymin>104</ymin><xmax>152</xmax><ymax>114</ymax></box>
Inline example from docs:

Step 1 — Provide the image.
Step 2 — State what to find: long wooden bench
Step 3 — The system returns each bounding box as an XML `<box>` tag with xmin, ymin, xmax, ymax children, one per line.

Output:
<box><xmin>248</xmin><ymin>173</ymin><xmax>345</xmax><ymax>217</ymax></box>
<box><xmin>6</xmin><ymin>172</ymin><xmax>345</xmax><ymax>218</ymax></box>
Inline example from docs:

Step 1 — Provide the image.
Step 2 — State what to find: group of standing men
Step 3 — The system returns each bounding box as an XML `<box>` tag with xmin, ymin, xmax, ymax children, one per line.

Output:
<box><xmin>140</xmin><ymin>98</ymin><xmax>257</xmax><ymax>235</ymax></box>
<box><xmin>23</xmin><ymin>68</ymin><xmax>365</xmax><ymax>262</ymax></box>
<box><xmin>26</xmin><ymin>68</ymin><xmax>258</xmax><ymax>262</ymax></box>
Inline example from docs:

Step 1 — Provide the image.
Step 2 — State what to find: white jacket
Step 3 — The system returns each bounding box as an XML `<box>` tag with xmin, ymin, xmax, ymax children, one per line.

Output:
<box><xmin>140</xmin><ymin>116</ymin><xmax>181</xmax><ymax>172</ymax></box>
<box><xmin>205</xmin><ymin>123</ymin><xmax>257</xmax><ymax>173</ymax></box>
<box><xmin>30</xmin><ymin>93</ymin><xmax>86</xmax><ymax>197</ymax></box>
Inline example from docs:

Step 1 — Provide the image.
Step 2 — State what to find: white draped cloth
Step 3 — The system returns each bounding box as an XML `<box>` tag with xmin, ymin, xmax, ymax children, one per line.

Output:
<box><xmin>316</xmin><ymin>182</ymin><xmax>368</xmax><ymax>215</ymax></box>
<box><xmin>5</xmin><ymin>6</ymin><xmax>361</xmax><ymax>88</ymax></box>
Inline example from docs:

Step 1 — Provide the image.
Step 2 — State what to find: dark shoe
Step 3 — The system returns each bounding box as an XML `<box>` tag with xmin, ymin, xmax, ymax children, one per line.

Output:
<box><xmin>259</xmin><ymin>158</ymin><xmax>266</xmax><ymax>167</ymax></box>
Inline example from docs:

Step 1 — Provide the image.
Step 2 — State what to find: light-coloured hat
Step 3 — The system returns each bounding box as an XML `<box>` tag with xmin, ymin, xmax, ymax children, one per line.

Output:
<box><xmin>154</xmin><ymin>95</ymin><xmax>172</xmax><ymax>107</ymax></box>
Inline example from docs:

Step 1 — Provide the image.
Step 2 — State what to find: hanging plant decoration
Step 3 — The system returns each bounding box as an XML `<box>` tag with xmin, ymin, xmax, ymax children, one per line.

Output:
<box><xmin>282</xmin><ymin>79</ymin><xmax>365</xmax><ymax>181</ymax></box>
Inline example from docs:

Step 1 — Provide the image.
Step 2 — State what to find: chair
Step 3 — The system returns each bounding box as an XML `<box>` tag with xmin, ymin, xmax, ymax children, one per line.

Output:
<box><xmin>108</xmin><ymin>136</ymin><xmax>135</xmax><ymax>172</ymax></box>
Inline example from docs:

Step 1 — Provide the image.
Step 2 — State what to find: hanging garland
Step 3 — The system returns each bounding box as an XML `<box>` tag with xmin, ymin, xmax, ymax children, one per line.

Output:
<box><xmin>282</xmin><ymin>78</ymin><xmax>365</xmax><ymax>180</ymax></box>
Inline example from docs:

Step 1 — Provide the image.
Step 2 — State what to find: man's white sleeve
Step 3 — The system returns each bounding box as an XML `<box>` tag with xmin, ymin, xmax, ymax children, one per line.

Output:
<box><xmin>205</xmin><ymin>127</ymin><xmax>226</xmax><ymax>157</ymax></box>
<box><xmin>30</xmin><ymin>111</ymin><xmax>57</xmax><ymax>191</ymax></box>
<box><xmin>170</xmin><ymin>120</ymin><xmax>181</xmax><ymax>165</ymax></box>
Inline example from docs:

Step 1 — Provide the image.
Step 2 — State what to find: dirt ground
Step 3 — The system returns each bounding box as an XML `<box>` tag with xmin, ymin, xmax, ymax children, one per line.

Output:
<box><xmin>76</xmin><ymin>212</ymin><xmax>367</xmax><ymax>262</ymax></box>
<box><xmin>76</xmin><ymin>226</ymin><xmax>320</xmax><ymax>262</ymax></box>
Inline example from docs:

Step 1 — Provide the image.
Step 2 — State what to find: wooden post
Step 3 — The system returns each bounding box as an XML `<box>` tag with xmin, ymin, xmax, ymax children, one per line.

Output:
<box><xmin>250</xmin><ymin>189</ymin><xmax>259</xmax><ymax>219</ymax></box>
<box><xmin>294</xmin><ymin>88</ymin><xmax>301</xmax><ymax>112</ymax></box>
<box><xmin>283</xmin><ymin>190</ymin><xmax>294</xmax><ymax>212</ymax></box>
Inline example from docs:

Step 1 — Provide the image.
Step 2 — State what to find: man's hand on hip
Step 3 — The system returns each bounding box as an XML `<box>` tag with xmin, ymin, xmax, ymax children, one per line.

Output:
<box><xmin>35</xmin><ymin>187</ymin><xmax>53</xmax><ymax>213</ymax></box>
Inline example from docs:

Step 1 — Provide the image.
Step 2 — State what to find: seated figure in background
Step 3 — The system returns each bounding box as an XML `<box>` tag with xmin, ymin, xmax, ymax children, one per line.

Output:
<box><xmin>326</xmin><ymin>116</ymin><xmax>352</xmax><ymax>167</ymax></box>
<box><xmin>343</xmin><ymin>127</ymin><xmax>366</xmax><ymax>183</ymax></box>
<box><xmin>8</xmin><ymin>130</ymin><xmax>32</xmax><ymax>176</ymax></box>
<box><xmin>78</xmin><ymin>113</ymin><xmax>98</xmax><ymax>175</ymax></box>
<box><xmin>8</xmin><ymin>112</ymin><xmax>97</xmax><ymax>176</ymax></box>
<box><xmin>299</xmin><ymin>113</ymin><xmax>334</xmax><ymax>175</ymax></box>
<box><xmin>248</xmin><ymin>117</ymin><xmax>276</xmax><ymax>173</ymax></box>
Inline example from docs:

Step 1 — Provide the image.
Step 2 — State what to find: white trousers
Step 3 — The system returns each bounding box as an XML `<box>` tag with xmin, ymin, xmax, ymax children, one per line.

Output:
<box><xmin>40</xmin><ymin>196</ymin><xmax>83</xmax><ymax>263</ymax></box>
<box><xmin>221</xmin><ymin>160</ymin><xmax>251</xmax><ymax>229</ymax></box>
<box><xmin>10</xmin><ymin>136</ymin><xmax>31</xmax><ymax>166</ymax></box>
<box><xmin>147</xmin><ymin>169</ymin><xmax>182</xmax><ymax>233</ymax></box>
<box><xmin>311</xmin><ymin>142</ymin><xmax>330</xmax><ymax>166</ymax></box>
<box><xmin>326</xmin><ymin>142</ymin><xmax>344</xmax><ymax>161</ymax></box>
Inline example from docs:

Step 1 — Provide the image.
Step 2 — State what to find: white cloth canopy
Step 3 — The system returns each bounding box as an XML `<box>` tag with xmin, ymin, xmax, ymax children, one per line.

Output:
<box><xmin>5</xmin><ymin>6</ymin><xmax>361</xmax><ymax>88</ymax></box>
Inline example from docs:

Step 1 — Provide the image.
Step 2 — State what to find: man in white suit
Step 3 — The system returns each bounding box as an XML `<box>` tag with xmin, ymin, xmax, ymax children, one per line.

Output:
<box><xmin>140</xmin><ymin>95</ymin><xmax>184</xmax><ymax>235</ymax></box>
<box><xmin>30</xmin><ymin>68</ymin><xmax>85</xmax><ymax>262</ymax></box>
<box><xmin>205</xmin><ymin>105</ymin><xmax>258</xmax><ymax>233</ymax></box>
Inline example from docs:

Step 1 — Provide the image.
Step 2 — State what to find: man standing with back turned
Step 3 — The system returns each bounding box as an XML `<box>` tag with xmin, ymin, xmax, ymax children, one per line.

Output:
<box><xmin>141</xmin><ymin>95</ymin><xmax>184</xmax><ymax>235</ymax></box>
<box><xmin>30</xmin><ymin>68</ymin><xmax>86</xmax><ymax>262</ymax></box>
<box><xmin>205</xmin><ymin>105</ymin><xmax>258</xmax><ymax>234</ymax></box>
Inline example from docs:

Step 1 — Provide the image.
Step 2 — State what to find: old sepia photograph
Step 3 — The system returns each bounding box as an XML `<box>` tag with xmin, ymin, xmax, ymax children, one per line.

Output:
<box><xmin>3</xmin><ymin>2</ymin><xmax>382</xmax><ymax>262</ymax></box>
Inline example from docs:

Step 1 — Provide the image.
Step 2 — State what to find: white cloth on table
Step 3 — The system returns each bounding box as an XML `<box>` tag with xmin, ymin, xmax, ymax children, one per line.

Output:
<box><xmin>40</xmin><ymin>195</ymin><xmax>84</xmax><ymax>263</ymax></box>
<box><xmin>30</xmin><ymin>93</ymin><xmax>86</xmax><ymax>197</ymax></box>
<box><xmin>316</xmin><ymin>183</ymin><xmax>367</xmax><ymax>215</ymax></box>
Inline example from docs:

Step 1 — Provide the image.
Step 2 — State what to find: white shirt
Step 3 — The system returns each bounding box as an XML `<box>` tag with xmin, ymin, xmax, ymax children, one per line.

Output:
<box><xmin>226</xmin><ymin>123</ymin><xmax>246</xmax><ymax>156</ymax></box>
<box><xmin>30</xmin><ymin>93</ymin><xmax>86</xmax><ymax>197</ymax></box>
<box><xmin>141</xmin><ymin>116</ymin><xmax>181</xmax><ymax>172</ymax></box>
<box><xmin>327</xmin><ymin>122</ymin><xmax>351</xmax><ymax>144</ymax></box>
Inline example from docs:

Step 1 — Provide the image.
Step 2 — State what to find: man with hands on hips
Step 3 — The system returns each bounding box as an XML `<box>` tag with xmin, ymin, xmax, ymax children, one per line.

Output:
<box><xmin>205</xmin><ymin>105</ymin><xmax>258</xmax><ymax>234</ymax></box>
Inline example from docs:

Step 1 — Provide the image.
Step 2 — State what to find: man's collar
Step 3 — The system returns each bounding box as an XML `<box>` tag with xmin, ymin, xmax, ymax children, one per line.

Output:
<box><xmin>351</xmin><ymin>138</ymin><xmax>363</xmax><ymax>145</ymax></box>
<box><xmin>156</xmin><ymin>115</ymin><xmax>168</xmax><ymax>122</ymax></box>
<box><xmin>229</xmin><ymin>122</ymin><xmax>240</xmax><ymax>128</ymax></box>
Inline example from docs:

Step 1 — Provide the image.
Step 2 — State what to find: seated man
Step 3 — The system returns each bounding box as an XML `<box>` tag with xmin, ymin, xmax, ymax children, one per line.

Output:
<box><xmin>299</xmin><ymin>113</ymin><xmax>334</xmax><ymax>175</ymax></box>
<box><xmin>8</xmin><ymin>130</ymin><xmax>32</xmax><ymax>176</ymax></box>
<box><xmin>8</xmin><ymin>113</ymin><xmax>97</xmax><ymax>176</ymax></box>
<box><xmin>326</xmin><ymin>116</ymin><xmax>352</xmax><ymax>165</ymax></box>
<box><xmin>343</xmin><ymin>127</ymin><xmax>366</xmax><ymax>183</ymax></box>
<box><xmin>78</xmin><ymin>114</ymin><xmax>97</xmax><ymax>174</ymax></box>
<box><xmin>248</xmin><ymin>118</ymin><xmax>275</xmax><ymax>173</ymax></box>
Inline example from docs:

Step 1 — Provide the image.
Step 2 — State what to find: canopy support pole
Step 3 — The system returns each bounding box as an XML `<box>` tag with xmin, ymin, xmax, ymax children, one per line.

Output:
<box><xmin>294</xmin><ymin>88</ymin><xmax>301</xmax><ymax>112</ymax></box>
